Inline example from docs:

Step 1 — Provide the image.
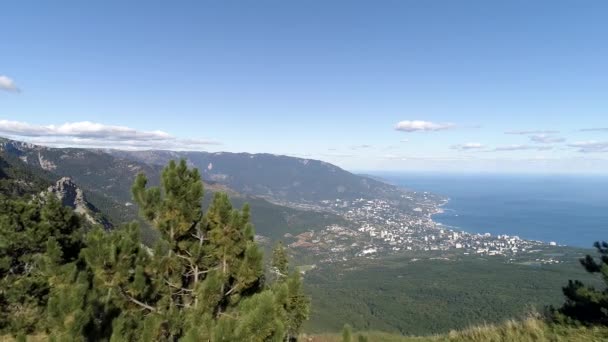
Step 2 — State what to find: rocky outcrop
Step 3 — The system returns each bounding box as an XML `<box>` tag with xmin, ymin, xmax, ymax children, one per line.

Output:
<box><xmin>45</xmin><ymin>177</ymin><xmax>112</xmax><ymax>229</ymax></box>
<box><xmin>37</xmin><ymin>152</ymin><xmax>57</xmax><ymax>171</ymax></box>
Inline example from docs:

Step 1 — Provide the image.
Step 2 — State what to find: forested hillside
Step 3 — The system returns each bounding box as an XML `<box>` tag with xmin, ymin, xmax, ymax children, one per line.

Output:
<box><xmin>0</xmin><ymin>138</ymin><xmax>347</xmax><ymax>243</ymax></box>
<box><xmin>0</xmin><ymin>153</ymin><xmax>50</xmax><ymax>196</ymax></box>
<box><xmin>304</xmin><ymin>252</ymin><xmax>600</xmax><ymax>335</ymax></box>
<box><xmin>108</xmin><ymin>150</ymin><xmax>413</xmax><ymax>204</ymax></box>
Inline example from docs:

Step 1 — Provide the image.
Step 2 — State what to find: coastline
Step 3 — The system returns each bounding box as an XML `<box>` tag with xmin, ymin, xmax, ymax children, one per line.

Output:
<box><xmin>429</xmin><ymin>197</ymin><xmax>561</xmax><ymax>248</ymax></box>
<box><xmin>384</xmin><ymin>173</ymin><xmax>608</xmax><ymax>249</ymax></box>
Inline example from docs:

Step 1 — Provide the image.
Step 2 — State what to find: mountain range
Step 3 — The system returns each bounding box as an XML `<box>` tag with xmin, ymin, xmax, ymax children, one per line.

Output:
<box><xmin>0</xmin><ymin>137</ymin><xmax>414</xmax><ymax>242</ymax></box>
<box><xmin>107</xmin><ymin>149</ymin><xmax>408</xmax><ymax>205</ymax></box>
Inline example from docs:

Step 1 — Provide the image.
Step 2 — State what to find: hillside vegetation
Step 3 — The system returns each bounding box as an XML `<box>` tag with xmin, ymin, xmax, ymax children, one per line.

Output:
<box><xmin>304</xmin><ymin>252</ymin><xmax>599</xmax><ymax>335</ymax></box>
<box><xmin>0</xmin><ymin>160</ymin><xmax>309</xmax><ymax>341</ymax></box>
<box><xmin>306</xmin><ymin>318</ymin><xmax>608</xmax><ymax>342</ymax></box>
<box><xmin>4</xmin><ymin>318</ymin><xmax>608</xmax><ymax>342</ymax></box>
<box><xmin>0</xmin><ymin>138</ymin><xmax>351</xmax><ymax>244</ymax></box>
<box><xmin>109</xmin><ymin>150</ymin><xmax>406</xmax><ymax>203</ymax></box>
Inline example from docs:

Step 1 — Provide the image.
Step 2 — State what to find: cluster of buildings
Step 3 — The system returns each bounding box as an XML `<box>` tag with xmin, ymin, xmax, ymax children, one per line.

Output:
<box><xmin>288</xmin><ymin>195</ymin><xmax>560</xmax><ymax>264</ymax></box>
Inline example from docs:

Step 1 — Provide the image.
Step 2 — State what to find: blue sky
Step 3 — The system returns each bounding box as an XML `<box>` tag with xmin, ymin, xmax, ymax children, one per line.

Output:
<box><xmin>2</xmin><ymin>1</ymin><xmax>608</xmax><ymax>173</ymax></box>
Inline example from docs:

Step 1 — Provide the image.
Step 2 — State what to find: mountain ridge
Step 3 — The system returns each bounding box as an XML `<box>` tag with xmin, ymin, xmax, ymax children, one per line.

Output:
<box><xmin>107</xmin><ymin>149</ymin><xmax>414</xmax><ymax>205</ymax></box>
<box><xmin>0</xmin><ymin>137</ymin><xmax>358</xmax><ymax>241</ymax></box>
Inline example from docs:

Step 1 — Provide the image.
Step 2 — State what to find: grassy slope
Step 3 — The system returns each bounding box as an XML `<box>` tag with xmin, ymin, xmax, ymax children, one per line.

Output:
<box><xmin>6</xmin><ymin>319</ymin><xmax>608</xmax><ymax>342</ymax></box>
<box><xmin>303</xmin><ymin>252</ymin><xmax>600</xmax><ymax>335</ymax></box>
<box><xmin>305</xmin><ymin>318</ymin><xmax>608</xmax><ymax>342</ymax></box>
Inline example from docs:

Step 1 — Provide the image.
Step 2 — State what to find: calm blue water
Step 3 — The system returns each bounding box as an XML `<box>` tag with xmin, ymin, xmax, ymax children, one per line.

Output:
<box><xmin>373</xmin><ymin>172</ymin><xmax>608</xmax><ymax>248</ymax></box>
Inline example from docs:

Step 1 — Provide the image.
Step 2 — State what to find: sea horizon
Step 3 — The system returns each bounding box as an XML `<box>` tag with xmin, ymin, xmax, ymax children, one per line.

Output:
<box><xmin>367</xmin><ymin>171</ymin><xmax>608</xmax><ymax>248</ymax></box>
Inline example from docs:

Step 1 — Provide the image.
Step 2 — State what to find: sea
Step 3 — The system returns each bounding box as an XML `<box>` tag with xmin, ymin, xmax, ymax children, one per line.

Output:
<box><xmin>372</xmin><ymin>172</ymin><xmax>608</xmax><ymax>248</ymax></box>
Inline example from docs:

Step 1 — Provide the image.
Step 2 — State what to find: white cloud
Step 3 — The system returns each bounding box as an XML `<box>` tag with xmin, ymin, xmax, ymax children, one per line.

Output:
<box><xmin>379</xmin><ymin>155</ymin><xmax>475</xmax><ymax>162</ymax></box>
<box><xmin>0</xmin><ymin>120</ymin><xmax>220</xmax><ymax>150</ymax></box>
<box><xmin>505</xmin><ymin>130</ymin><xmax>559</xmax><ymax>135</ymax></box>
<box><xmin>320</xmin><ymin>153</ymin><xmax>354</xmax><ymax>158</ymax></box>
<box><xmin>492</xmin><ymin>144</ymin><xmax>553</xmax><ymax>152</ymax></box>
<box><xmin>395</xmin><ymin>120</ymin><xmax>455</xmax><ymax>132</ymax></box>
<box><xmin>528</xmin><ymin>134</ymin><xmax>566</xmax><ymax>144</ymax></box>
<box><xmin>0</xmin><ymin>76</ymin><xmax>20</xmax><ymax>93</ymax></box>
<box><xmin>0</xmin><ymin>120</ymin><xmax>171</xmax><ymax>140</ymax></box>
<box><xmin>350</xmin><ymin>144</ymin><xmax>373</xmax><ymax>150</ymax></box>
<box><xmin>451</xmin><ymin>142</ymin><xmax>484</xmax><ymax>151</ymax></box>
<box><xmin>580</xmin><ymin>127</ymin><xmax>608</xmax><ymax>132</ymax></box>
<box><xmin>568</xmin><ymin>141</ymin><xmax>608</xmax><ymax>153</ymax></box>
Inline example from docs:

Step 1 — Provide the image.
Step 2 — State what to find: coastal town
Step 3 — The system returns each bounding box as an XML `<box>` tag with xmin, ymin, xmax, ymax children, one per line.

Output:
<box><xmin>286</xmin><ymin>195</ymin><xmax>563</xmax><ymax>265</ymax></box>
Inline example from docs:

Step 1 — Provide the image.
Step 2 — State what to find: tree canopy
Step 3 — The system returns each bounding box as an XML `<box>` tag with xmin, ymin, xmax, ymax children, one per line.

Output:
<box><xmin>556</xmin><ymin>240</ymin><xmax>608</xmax><ymax>326</ymax></box>
<box><xmin>0</xmin><ymin>159</ymin><xmax>309</xmax><ymax>341</ymax></box>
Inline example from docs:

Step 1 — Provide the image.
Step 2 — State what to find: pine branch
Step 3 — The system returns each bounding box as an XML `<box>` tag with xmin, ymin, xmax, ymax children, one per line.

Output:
<box><xmin>165</xmin><ymin>279</ymin><xmax>193</xmax><ymax>293</ymax></box>
<box><xmin>120</xmin><ymin>288</ymin><xmax>157</xmax><ymax>312</ymax></box>
<box><xmin>271</xmin><ymin>268</ymin><xmax>287</xmax><ymax>277</ymax></box>
<box><xmin>225</xmin><ymin>284</ymin><xmax>239</xmax><ymax>296</ymax></box>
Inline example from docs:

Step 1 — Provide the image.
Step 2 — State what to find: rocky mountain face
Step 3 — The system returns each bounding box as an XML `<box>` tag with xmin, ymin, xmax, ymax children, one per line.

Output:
<box><xmin>1</xmin><ymin>138</ymin><xmax>162</xmax><ymax>204</ymax></box>
<box><xmin>44</xmin><ymin>177</ymin><xmax>112</xmax><ymax>229</ymax></box>
<box><xmin>3</xmin><ymin>138</ymin><xmax>412</xmax><ymax>206</ymax></box>
<box><xmin>1</xmin><ymin>138</ymin><xmax>140</xmax><ymax>228</ymax></box>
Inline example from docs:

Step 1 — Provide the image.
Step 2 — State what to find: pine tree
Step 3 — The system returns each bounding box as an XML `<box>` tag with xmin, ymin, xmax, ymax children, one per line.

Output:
<box><xmin>0</xmin><ymin>195</ymin><xmax>85</xmax><ymax>335</ymax></box>
<box><xmin>272</xmin><ymin>242</ymin><xmax>289</xmax><ymax>281</ymax></box>
<box><xmin>557</xmin><ymin>240</ymin><xmax>608</xmax><ymax>326</ymax></box>
<box><xmin>71</xmin><ymin>159</ymin><xmax>297</xmax><ymax>340</ymax></box>
<box><xmin>271</xmin><ymin>242</ymin><xmax>310</xmax><ymax>340</ymax></box>
<box><xmin>341</xmin><ymin>324</ymin><xmax>352</xmax><ymax>342</ymax></box>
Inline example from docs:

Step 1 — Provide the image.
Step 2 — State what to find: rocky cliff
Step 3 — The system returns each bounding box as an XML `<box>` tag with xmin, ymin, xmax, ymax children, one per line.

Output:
<box><xmin>45</xmin><ymin>177</ymin><xmax>112</xmax><ymax>229</ymax></box>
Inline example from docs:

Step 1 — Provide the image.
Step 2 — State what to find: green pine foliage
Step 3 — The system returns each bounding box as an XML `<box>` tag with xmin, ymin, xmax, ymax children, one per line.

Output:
<box><xmin>357</xmin><ymin>334</ymin><xmax>369</xmax><ymax>342</ymax></box>
<box><xmin>1</xmin><ymin>159</ymin><xmax>310</xmax><ymax>341</ymax></box>
<box><xmin>555</xmin><ymin>241</ymin><xmax>608</xmax><ymax>326</ymax></box>
<box><xmin>0</xmin><ymin>195</ymin><xmax>84</xmax><ymax>335</ymax></box>
<box><xmin>271</xmin><ymin>242</ymin><xmax>310</xmax><ymax>340</ymax></box>
<box><xmin>0</xmin><ymin>154</ymin><xmax>51</xmax><ymax>197</ymax></box>
<box><xmin>341</xmin><ymin>324</ymin><xmax>352</xmax><ymax>342</ymax></box>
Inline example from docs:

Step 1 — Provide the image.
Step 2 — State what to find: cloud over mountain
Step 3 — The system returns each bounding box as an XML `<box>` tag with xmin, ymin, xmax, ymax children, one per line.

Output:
<box><xmin>395</xmin><ymin>120</ymin><xmax>455</xmax><ymax>132</ymax></box>
<box><xmin>505</xmin><ymin>130</ymin><xmax>559</xmax><ymax>135</ymax></box>
<box><xmin>0</xmin><ymin>120</ymin><xmax>220</xmax><ymax>150</ymax></box>
<box><xmin>568</xmin><ymin>141</ymin><xmax>608</xmax><ymax>153</ymax></box>
<box><xmin>350</xmin><ymin>144</ymin><xmax>373</xmax><ymax>150</ymax></box>
<box><xmin>580</xmin><ymin>127</ymin><xmax>608</xmax><ymax>132</ymax></box>
<box><xmin>528</xmin><ymin>134</ymin><xmax>566</xmax><ymax>144</ymax></box>
<box><xmin>492</xmin><ymin>144</ymin><xmax>553</xmax><ymax>152</ymax></box>
<box><xmin>451</xmin><ymin>142</ymin><xmax>485</xmax><ymax>151</ymax></box>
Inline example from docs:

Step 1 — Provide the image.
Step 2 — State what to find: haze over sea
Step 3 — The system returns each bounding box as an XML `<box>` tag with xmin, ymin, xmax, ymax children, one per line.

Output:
<box><xmin>372</xmin><ymin>172</ymin><xmax>608</xmax><ymax>248</ymax></box>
